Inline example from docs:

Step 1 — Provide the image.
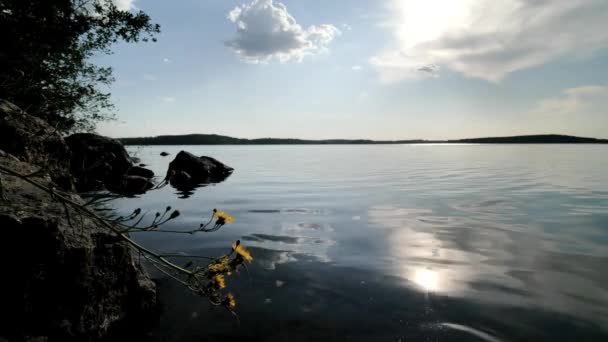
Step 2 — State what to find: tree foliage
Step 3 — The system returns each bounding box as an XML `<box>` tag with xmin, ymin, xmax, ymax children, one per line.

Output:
<box><xmin>0</xmin><ymin>0</ymin><xmax>160</xmax><ymax>132</ymax></box>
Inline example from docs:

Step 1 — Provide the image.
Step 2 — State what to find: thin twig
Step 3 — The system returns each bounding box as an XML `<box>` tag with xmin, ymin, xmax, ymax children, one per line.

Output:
<box><xmin>142</xmin><ymin>254</ymin><xmax>190</xmax><ymax>287</ymax></box>
<box><xmin>160</xmin><ymin>253</ymin><xmax>215</xmax><ymax>260</ymax></box>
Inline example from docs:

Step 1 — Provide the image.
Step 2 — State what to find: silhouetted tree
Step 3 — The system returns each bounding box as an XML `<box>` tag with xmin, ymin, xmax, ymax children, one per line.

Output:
<box><xmin>0</xmin><ymin>0</ymin><xmax>160</xmax><ymax>132</ymax></box>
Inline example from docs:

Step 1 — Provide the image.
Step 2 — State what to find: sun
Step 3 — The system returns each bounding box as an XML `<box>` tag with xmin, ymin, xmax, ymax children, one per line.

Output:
<box><xmin>393</xmin><ymin>0</ymin><xmax>474</xmax><ymax>49</ymax></box>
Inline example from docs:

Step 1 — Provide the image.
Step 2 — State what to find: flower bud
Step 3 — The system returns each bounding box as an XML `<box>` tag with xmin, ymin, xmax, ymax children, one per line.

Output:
<box><xmin>169</xmin><ymin>210</ymin><xmax>180</xmax><ymax>219</ymax></box>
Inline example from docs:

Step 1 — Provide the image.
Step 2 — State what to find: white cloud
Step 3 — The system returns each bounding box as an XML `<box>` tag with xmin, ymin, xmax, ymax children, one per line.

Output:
<box><xmin>533</xmin><ymin>85</ymin><xmax>608</xmax><ymax>116</ymax></box>
<box><xmin>163</xmin><ymin>58</ymin><xmax>171</xmax><ymax>64</ymax></box>
<box><xmin>351</xmin><ymin>65</ymin><xmax>362</xmax><ymax>71</ymax></box>
<box><xmin>225</xmin><ymin>0</ymin><xmax>340</xmax><ymax>63</ymax></box>
<box><xmin>83</xmin><ymin>0</ymin><xmax>135</xmax><ymax>15</ymax></box>
<box><xmin>341</xmin><ymin>23</ymin><xmax>352</xmax><ymax>31</ymax></box>
<box><xmin>371</xmin><ymin>0</ymin><xmax>608</xmax><ymax>82</ymax></box>
<box><xmin>161</xmin><ymin>96</ymin><xmax>176</xmax><ymax>103</ymax></box>
<box><xmin>109</xmin><ymin>0</ymin><xmax>135</xmax><ymax>11</ymax></box>
<box><xmin>142</xmin><ymin>73</ymin><xmax>156</xmax><ymax>81</ymax></box>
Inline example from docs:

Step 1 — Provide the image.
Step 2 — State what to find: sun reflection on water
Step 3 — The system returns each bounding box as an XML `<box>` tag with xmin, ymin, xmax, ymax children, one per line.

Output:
<box><xmin>367</xmin><ymin>205</ymin><xmax>478</xmax><ymax>295</ymax></box>
<box><xmin>413</xmin><ymin>268</ymin><xmax>439</xmax><ymax>292</ymax></box>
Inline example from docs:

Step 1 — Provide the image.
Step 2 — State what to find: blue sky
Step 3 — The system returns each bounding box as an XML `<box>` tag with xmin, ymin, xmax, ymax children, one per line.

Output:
<box><xmin>97</xmin><ymin>0</ymin><xmax>608</xmax><ymax>139</ymax></box>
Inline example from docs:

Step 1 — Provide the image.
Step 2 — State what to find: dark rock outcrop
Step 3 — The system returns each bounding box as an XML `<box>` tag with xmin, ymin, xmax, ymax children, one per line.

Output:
<box><xmin>0</xmin><ymin>152</ymin><xmax>156</xmax><ymax>342</ymax></box>
<box><xmin>107</xmin><ymin>175</ymin><xmax>155</xmax><ymax>195</ymax></box>
<box><xmin>66</xmin><ymin>133</ymin><xmax>154</xmax><ymax>195</ymax></box>
<box><xmin>160</xmin><ymin>152</ymin><xmax>170</xmax><ymax>157</ymax></box>
<box><xmin>0</xmin><ymin>103</ymin><xmax>160</xmax><ymax>341</ymax></box>
<box><xmin>126</xmin><ymin>166</ymin><xmax>155</xmax><ymax>179</ymax></box>
<box><xmin>165</xmin><ymin>151</ymin><xmax>233</xmax><ymax>189</ymax></box>
<box><xmin>66</xmin><ymin>133</ymin><xmax>133</xmax><ymax>189</ymax></box>
<box><xmin>0</xmin><ymin>100</ymin><xmax>73</xmax><ymax>190</ymax></box>
<box><xmin>171</xmin><ymin>170</ymin><xmax>192</xmax><ymax>184</ymax></box>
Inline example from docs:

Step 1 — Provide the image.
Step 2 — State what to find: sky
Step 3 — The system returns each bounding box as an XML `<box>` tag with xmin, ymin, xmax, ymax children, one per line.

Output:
<box><xmin>97</xmin><ymin>0</ymin><xmax>608</xmax><ymax>140</ymax></box>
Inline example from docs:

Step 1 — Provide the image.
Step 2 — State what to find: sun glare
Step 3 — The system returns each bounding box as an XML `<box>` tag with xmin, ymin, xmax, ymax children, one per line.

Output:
<box><xmin>413</xmin><ymin>268</ymin><xmax>439</xmax><ymax>292</ymax></box>
<box><xmin>394</xmin><ymin>0</ymin><xmax>474</xmax><ymax>48</ymax></box>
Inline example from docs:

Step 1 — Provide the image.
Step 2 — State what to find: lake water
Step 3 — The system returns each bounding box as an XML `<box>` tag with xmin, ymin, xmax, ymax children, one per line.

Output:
<box><xmin>117</xmin><ymin>145</ymin><xmax>608</xmax><ymax>341</ymax></box>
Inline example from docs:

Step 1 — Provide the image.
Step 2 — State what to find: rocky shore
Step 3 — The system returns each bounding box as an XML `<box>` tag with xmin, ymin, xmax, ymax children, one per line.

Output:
<box><xmin>0</xmin><ymin>100</ymin><xmax>235</xmax><ymax>341</ymax></box>
<box><xmin>0</xmin><ymin>101</ymin><xmax>158</xmax><ymax>341</ymax></box>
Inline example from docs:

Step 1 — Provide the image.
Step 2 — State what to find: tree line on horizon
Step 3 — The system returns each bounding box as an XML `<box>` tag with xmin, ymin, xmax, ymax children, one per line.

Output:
<box><xmin>119</xmin><ymin>133</ymin><xmax>608</xmax><ymax>145</ymax></box>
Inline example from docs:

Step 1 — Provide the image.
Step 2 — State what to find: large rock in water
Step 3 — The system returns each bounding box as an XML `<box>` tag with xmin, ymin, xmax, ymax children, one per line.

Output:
<box><xmin>165</xmin><ymin>151</ymin><xmax>233</xmax><ymax>189</ymax></box>
<box><xmin>66</xmin><ymin>133</ymin><xmax>154</xmax><ymax>194</ymax></box>
<box><xmin>0</xmin><ymin>151</ymin><xmax>156</xmax><ymax>341</ymax></box>
<box><xmin>0</xmin><ymin>100</ymin><xmax>73</xmax><ymax>190</ymax></box>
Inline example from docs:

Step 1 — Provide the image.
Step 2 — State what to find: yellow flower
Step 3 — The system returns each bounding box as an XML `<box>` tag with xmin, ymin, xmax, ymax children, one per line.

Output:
<box><xmin>212</xmin><ymin>274</ymin><xmax>226</xmax><ymax>289</ymax></box>
<box><xmin>232</xmin><ymin>242</ymin><xmax>253</xmax><ymax>262</ymax></box>
<box><xmin>223</xmin><ymin>293</ymin><xmax>236</xmax><ymax>309</ymax></box>
<box><xmin>207</xmin><ymin>256</ymin><xmax>230</xmax><ymax>273</ymax></box>
<box><xmin>214</xmin><ymin>211</ymin><xmax>234</xmax><ymax>224</ymax></box>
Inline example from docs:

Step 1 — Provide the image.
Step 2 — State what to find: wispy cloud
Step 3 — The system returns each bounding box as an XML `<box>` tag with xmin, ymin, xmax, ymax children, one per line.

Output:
<box><xmin>161</xmin><ymin>96</ymin><xmax>176</xmax><ymax>103</ymax></box>
<box><xmin>351</xmin><ymin>65</ymin><xmax>362</xmax><ymax>71</ymax></box>
<box><xmin>143</xmin><ymin>73</ymin><xmax>157</xmax><ymax>81</ymax></box>
<box><xmin>371</xmin><ymin>0</ymin><xmax>608</xmax><ymax>82</ymax></box>
<box><xmin>162</xmin><ymin>58</ymin><xmax>171</xmax><ymax>64</ymax></box>
<box><xmin>225</xmin><ymin>0</ymin><xmax>340</xmax><ymax>63</ymax></box>
<box><xmin>532</xmin><ymin>85</ymin><xmax>608</xmax><ymax>116</ymax></box>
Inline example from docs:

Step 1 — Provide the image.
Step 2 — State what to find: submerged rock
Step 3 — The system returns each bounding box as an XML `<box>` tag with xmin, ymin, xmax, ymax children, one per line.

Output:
<box><xmin>165</xmin><ymin>151</ymin><xmax>233</xmax><ymax>190</ymax></box>
<box><xmin>0</xmin><ymin>152</ymin><xmax>156</xmax><ymax>341</ymax></box>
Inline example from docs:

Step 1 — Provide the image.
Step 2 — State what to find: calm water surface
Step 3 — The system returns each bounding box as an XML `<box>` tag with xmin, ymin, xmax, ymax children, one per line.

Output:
<box><xmin>118</xmin><ymin>145</ymin><xmax>608</xmax><ymax>341</ymax></box>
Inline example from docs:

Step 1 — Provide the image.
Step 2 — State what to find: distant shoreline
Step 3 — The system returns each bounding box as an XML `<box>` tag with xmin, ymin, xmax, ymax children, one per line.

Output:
<box><xmin>119</xmin><ymin>134</ymin><xmax>608</xmax><ymax>146</ymax></box>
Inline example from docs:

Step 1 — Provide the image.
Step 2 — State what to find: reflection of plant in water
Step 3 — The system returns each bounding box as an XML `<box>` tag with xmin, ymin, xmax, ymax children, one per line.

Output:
<box><xmin>141</xmin><ymin>236</ymin><xmax>252</xmax><ymax>319</ymax></box>
<box><xmin>115</xmin><ymin>208</ymin><xmax>251</xmax><ymax>317</ymax></box>
<box><xmin>0</xmin><ymin>164</ymin><xmax>252</xmax><ymax>318</ymax></box>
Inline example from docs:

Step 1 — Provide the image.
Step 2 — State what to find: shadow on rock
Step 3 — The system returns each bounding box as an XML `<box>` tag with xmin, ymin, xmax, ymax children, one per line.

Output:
<box><xmin>0</xmin><ymin>100</ymin><xmax>74</xmax><ymax>190</ymax></box>
<box><xmin>67</xmin><ymin>133</ymin><xmax>156</xmax><ymax>196</ymax></box>
<box><xmin>164</xmin><ymin>151</ymin><xmax>233</xmax><ymax>198</ymax></box>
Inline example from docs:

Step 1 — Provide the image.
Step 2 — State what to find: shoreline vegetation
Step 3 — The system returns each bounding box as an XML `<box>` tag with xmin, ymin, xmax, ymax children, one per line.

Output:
<box><xmin>120</xmin><ymin>133</ymin><xmax>608</xmax><ymax>145</ymax></box>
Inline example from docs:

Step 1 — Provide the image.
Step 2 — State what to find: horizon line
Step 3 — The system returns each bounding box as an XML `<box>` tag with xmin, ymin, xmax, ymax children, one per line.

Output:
<box><xmin>116</xmin><ymin>133</ymin><xmax>608</xmax><ymax>142</ymax></box>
